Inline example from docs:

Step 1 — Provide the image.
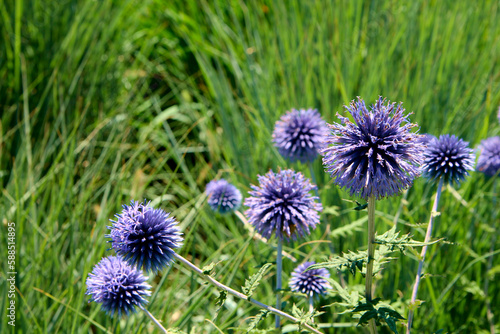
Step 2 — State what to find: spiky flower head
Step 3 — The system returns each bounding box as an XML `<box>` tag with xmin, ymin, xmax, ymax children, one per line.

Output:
<box><xmin>322</xmin><ymin>97</ymin><xmax>424</xmax><ymax>199</ymax></box>
<box><xmin>86</xmin><ymin>256</ymin><xmax>151</xmax><ymax>316</ymax></box>
<box><xmin>289</xmin><ymin>261</ymin><xmax>331</xmax><ymax>297</ymax></box>
<box><xmin>477</xmin><ymin>136</ymin><xmax>500</xmax><ymax>177</ymax></box>
<box><xmin>244</xmin><ymin>169</ymin><xmax>322</xmax><ymax>240</ymax></box>
<box><xmin>108</xmin><ymin>201</ymin><xmax>183</xmax><ymax>273</ymax></box>
<box><xmin>272</xmin><ymin>108</ymin><xmax>330</xmax><ymax>163</ymax></box>
<box><xmin>421</xmin><ymin>134</ymin><xmax>475</xmax><ymax>185</ymax></box>
<box><xmin>205</xmin><ymin>179</ymin><xmax>242</xmax><ymax>214</ymax></box>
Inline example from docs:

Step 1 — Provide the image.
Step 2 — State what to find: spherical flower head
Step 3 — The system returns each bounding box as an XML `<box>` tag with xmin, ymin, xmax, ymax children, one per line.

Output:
<box><xmin>244</xmin><ymin>169</ymin><xmax>322</xmax><ymax>240</ymax></box>
<box><xmin>272</xmin><ymin>108</ymin><xmax>330</xmax><ymax>163</ymax></box>
<box><xmin>322</xmin><ymin>97</ymin><xmax>424</xmax><ymax>199</ymax></box>
<box><xmin>205</xmin><ymin>179</ymin><xmax>242</xmax><ymax>214</ymax></box>
<box><xmin>108</xmin><ymin>201</ymin><xmax>184</xmax><ymax>273</ymax></box>
<box><xmin>86</xmin><ymin>256</ymin><xmax>151</xmax><ymax>317</ymax></box>
<box><xmin>421</xmin><ymin>134</ymin><xmax>474</xmax><ymax>185</ymax></box>
<box><xmin>477</xmin><ymin>136</ymin><xmax>500</xmax><ymax>177</ymax></box>
<box><xmin>289</xmin><ymin>261</ymin><xmax>331</xmax><ymax>297</ymax></box>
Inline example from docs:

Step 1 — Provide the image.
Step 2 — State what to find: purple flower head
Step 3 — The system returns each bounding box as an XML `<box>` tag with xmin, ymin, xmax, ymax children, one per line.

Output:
<box><xmin>244</xmin><ymin>169</ymin><xmax>322</xmax><ymax>240</ymax></box>
<box><xmin>477</xmin><ymin>136</ymin><xmax>500</xmax><ymax>177</ymax></box>
<box><xmin>322</xmin><ymin>97</ymin><xmax>424</xmax><ymax>199</ymax></box>
<box><xmin>86</xmin><ymin>256</ymin><xmax>151</xmax><ymax>316</ymax></box>
<box><xmin>205</xmin><ymin>179</ymin><xmax>242</xmax><ymax>214</ymax></box>
<box><xmin>289</xmin><ymin>261</ymin><xmax>331</xmax><ymax>297</ymax></box>
<box><xmin>272</xmin><ymin>108</ymin><xmax>330</xmax><ymax>163</ymax></box>
<box><xmin>108</xmin><ymin>201</ymin><xmax>183</xmax><ymax>273</ymax></box>
<box><xmin>421</xmin><ymin>135</ymin><xmax>475</xmax><ymax>185</ymax></box>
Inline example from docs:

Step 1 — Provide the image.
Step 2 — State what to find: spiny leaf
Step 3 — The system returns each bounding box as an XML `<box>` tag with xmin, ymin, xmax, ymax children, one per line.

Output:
<box><xmin>291</xmin><ymin>304</ymin><xmax>322</xmax><ymax>331</ymax></box>
<box><xmin>202</xmin><ymin>261</ymin><xmax>223</xmax><ymax>275</ymax></box>
<box><xmin>242</xmin><ymin>263</ymin><xmax>273</xmax><ymax>299</ymax></box>
<box><xmin>375</xmin><ymin>226</ymin><xmax>442</xmax><ymax>254</ymax></box>
<box><xmin>213</xmin><ymin>290</ymin><xmax>227</xmax><ymax>320</ymax></box>
<box><xmin>353</xmin><ymin>299</ymin><xmax>405</xmax><ymax>334</ymax></box>
<box><xmin>246</xmin><ymin>309</ymin><xmax>270</xmax><ymax>333</ymax></box>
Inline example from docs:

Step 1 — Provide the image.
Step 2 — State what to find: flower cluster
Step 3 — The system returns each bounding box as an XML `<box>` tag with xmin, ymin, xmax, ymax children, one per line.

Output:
<box><xmin>244</xmin><ymin>169</ymin><xmax>322</xmax><ymax>240</ymax></box>
<box><xmin>86</xmin><ymin>256</ymin><xmax>151</xmax><ymax>316</ymax></box>
<box><xmin>322</xmin><ymin>97</ymin><xmax>424</xmax><ymax>199</ymax></box>
<box><xmin>107</xmin><ymin>201</ymin><xmax>183</xmax><ymax>273</ymax></box>
<box><xmin>421</xmin><ymin>134</ymin><xmax>475</xmax><ymax>185</ymax></box>
<box><xmin>205</xmin><ymin>179</ymin><xmax>242</xmax><ymax>214</ymax></box>
<box><xmin>289</xmin><ymin>261</ymin><xmax>331</xmax><ymax>297</ymax></box>
<box><xmin>477</xmin><ymin>136</ymin><xmax>500</xmax><ymax>177</ymax></box>
<box><xmin>272</xmin><ymin>108</ymin><xmax>329</xmax><ymax>163</ymax></box>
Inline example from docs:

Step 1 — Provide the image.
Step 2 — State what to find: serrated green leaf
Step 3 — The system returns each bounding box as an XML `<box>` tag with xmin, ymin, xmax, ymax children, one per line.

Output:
<box><xmin>375</xmin><ymin>226</ymin><xmax>442</xmax><ymax>254</ymax></box>
<box><xmin>246</xmin><ymin>309</ymin><xmax>270</xmax><ymax>333</ymax></box>
<box><xmin>358</xmin><ymin>310</ymin><xmax>377</xmax><ymax>325</ymax></box>
<box><xmin>242</xmin><ymin>263</ymin><xmax>273</xmax><ymax>299</ymax></box>
<box><xmin>202</xmin><ymin>261</ymin><xmax>222</xmax><ymax>275</ymax></box>
<box><xmin>213</xmin><ymin>290</ymin><xmax>227</xmax><ymax>320</ymax></box>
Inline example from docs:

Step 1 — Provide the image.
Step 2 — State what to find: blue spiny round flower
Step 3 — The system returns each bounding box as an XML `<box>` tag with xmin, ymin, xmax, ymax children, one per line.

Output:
<box><xmin>244</xmin><ymin>169</ymin><xmax>322</xmax><ymax>240</ymax></box>
<box><xmin>86</xmin><ymin>256</ymin><xmax>151</xmax><ymax>316</ymax></box>
<box><xmin>421</xmin><ymin>134</ymin><xmax>474</xmax><ymax>185</ymax></box>
<box><xmin>322</xmin><ymin>97</ymin><xmax>424</xmax><ymax>199</ymax></box>
<box><xmin>272</xmin><ymin>108</ymin><xmax>330</xmax><ymax>163</ymax></box>
<box><xmin>289</xmin><ymin>261</ymin><xmax>331</xmax><ymax>297</ymax></box>
<box><xmin>477</xmin><ymin>136</ymin><xmax>500</xmax><ymax>177</ymax></box>
<box><xmin>108</xmin><ymin>201</ymin><xmax>183</xmax><ymax>273</ymax></box>
<box><xmin>205</xmin><ymin>179</ymin><xmax>242</xmax><ymax>214</ymax></box>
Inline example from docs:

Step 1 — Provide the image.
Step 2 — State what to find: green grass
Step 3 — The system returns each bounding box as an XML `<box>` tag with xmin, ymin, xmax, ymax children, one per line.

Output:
<box><xmin>1</xmin><ymin>0</ymin><xmax>500</xmax><ymax>333</ymax></box>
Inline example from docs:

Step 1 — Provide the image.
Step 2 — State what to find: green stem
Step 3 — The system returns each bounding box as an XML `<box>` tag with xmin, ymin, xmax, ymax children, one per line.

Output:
<box><xmin>276</xmin><ymin>237</ymin><xmax>283</xmax><ymax>330</ymax></box>
<box><xmin>366</xmin><ymin>196</ymin><xmax>378</xmax><ymax>334</ymax></box>
<box><xmin>407</xmin><ymin>177</ymin><xmax>444</xmax><ymax>334</ymax></box>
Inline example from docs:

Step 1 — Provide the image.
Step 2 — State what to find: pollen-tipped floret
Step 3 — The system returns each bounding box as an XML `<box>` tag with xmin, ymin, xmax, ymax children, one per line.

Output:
<box><xmin>477</xmin><ymin>136</ymin><xmax>500</xmax><ymax>177</ymax></box>
<box><xmin>272</xmin><ymin>108</ymin><xmax>330</xmax><ymax>163</ymax></box>
<box><xmin>244</xmin><ymin>169</ymin><xmax>322</xmax><ymax>240</ymax></box>
<box><xmin>108</xmin><ymin>201</ymin><xmax>183</xmax><ymax>273</ymax></box>
<box><xmin>421</xmin><ymin>134</ymin><xmax>474</xmax><ymax>185</ymax></box>
<box><xmin>322</xmin><ymin>97</ymin><xmax>424</xmax><ymax>199</ymax></box>
<box><xmin>289</xmin><ymin>261</ymin><xmax>331</xmax><ymax>297</ymax></box>
<box><xmin>205</xmin><ymin>179</ymin><xmax>242</xmax><ymax>214</ymax></box>
<box><xmin>86</xmin><ymin>256</ymin><xmax>151</xmax><ymax>316</ymax></box>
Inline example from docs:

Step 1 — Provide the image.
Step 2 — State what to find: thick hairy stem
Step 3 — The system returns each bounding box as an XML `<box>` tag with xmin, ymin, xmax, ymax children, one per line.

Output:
<box><xmin>276</xmin><ymin>237</ymin><xmax>283</xmax><ymax>330</ymax></box>
<box><xmin>407</xmin><ymin>177</ymin><xmax>444</xmax><ymax>334</ymax></box>
<box><xmin>484</xmin><ymin>179</ymin><xmax>498</xmax><ymax>334</ymax></box>
<box><xmin>173</xmin><ymin>253</ymin><xmax>323</xmax><ymax>334</ymax></box>
<box><xmin>366</xmin><ymin>196</ymin><xmax>378</xmax><ymax>334</ymax></box>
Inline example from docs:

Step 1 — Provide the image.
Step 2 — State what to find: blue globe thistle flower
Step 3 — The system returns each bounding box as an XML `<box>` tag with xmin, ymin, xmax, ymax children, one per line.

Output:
<box><xmin>322</xmin><ymin>97</ymin><xmax>424</xmax><ymax>199</ymax></box>
<box><xmin>272</xmin><ymin>108</ymin><xmax>330</xmax><ymax>163</ymax></box>
<box><xmin>108</xmin><ymin>201</ymin><xmax>183</xmax><ymax>273</ymax></box>
<box><xmin>244</xmin><ymin>169</ymin><xmax>322</xmax><ymax>240</ymax></box>
<box><xmin>86</xmin><ymin>256</ymin><xmax>151</xmax><ymax>316</ymax></box>
<box><xmin>205</xmin><ymin>179</ymin><xmax>242</xmax><ymax>214</ymax></box>
<box><xmin>477</xmin><ymin>136</ymin><xmax>500</xmax><ymax>177</ymax></box>
<box><xmin>289</xmin><ymin>261</ymin><xmax>331</xmax><ymax>297</ymax></box>
<box><xmin>421</xmin><ymin>134</ymin><xmax>475</xmax><ymax>185</ymax></box>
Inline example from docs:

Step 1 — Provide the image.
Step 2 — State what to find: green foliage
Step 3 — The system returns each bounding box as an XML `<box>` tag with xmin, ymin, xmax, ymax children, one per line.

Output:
<box><xmin>1</xmin><ymin>0</ymin><xmax>499</xmax><ymax>333</ymax></box>
<box><xmin>375</xmin><ymin>226</ymin><xmax>443</xmax><ymax>254</ymax></box>
<box><xmin>352</xmin><ymin>299</ymin><xmax>405</xmax><ymax>334</ymax></box>
<box><xmin>246</xmin><ymin>309</ymin><xmax>270</xmax><ymax>333</ymax></box>
<box><xmin>291</xmin><ymin>304</ymin><xmax>323</xmax><ymax>332</ymax></box>
<box><xmin>330</xmin><ymin>217</ymin><xmax>367</xmax><ymax>240</ymax></box>
<box><xmin>242</xmin><ymin>263</ymin><xmax>273</xmax><ymax>299</ymax></box>
<box><xmin>213</xmin><ymin>290</ymin><xmax>227</xmax><ymax>320</ymax></box>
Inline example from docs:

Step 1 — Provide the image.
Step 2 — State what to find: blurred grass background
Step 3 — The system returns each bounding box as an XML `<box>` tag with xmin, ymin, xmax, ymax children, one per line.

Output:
<box><xmin>1</xmin><ymin>0</ymin><xmax>500</xmax><ymax>333</ymax></box>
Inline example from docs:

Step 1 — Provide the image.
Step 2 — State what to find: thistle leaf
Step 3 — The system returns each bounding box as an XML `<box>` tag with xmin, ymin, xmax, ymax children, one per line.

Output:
<box><xmin>246</xmin><ymin>309</ymin><xmax>270</xmax><ymax>333</ymax></box>
<box><xmin>242</xmin><ymin>263</ymin><xmax>273</xmax><ymax>299</ymax></box>
<box><xmin>213</xmin><ymin>290</ymin><xmax>227</xmax><ymax>320</ymax></box>
<box><xmin>330</xmin><ymin>217</ymin><xmax>367</xmax><ymax>239</ymax></box>
<box><xmin>375</xmin><ymin>226</ymin><xmax>442</xmax><ymax>254</ymax></box>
